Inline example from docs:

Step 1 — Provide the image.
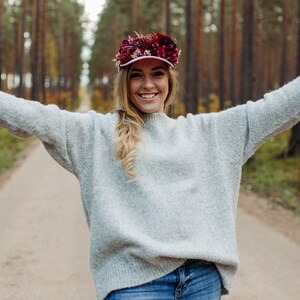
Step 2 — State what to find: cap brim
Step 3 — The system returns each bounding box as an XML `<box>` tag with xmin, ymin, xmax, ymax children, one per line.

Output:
<box><xmin>120</xmin><ymin>56</ymin><xmax>174</xmax><ymax>68</ymax></box>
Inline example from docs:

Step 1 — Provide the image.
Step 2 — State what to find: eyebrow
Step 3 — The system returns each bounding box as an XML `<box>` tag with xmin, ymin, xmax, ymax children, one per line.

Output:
<box><xmin>131</xmin><ymin>66</ymin><xmax>165</xmax><ymax>72</ymax></box>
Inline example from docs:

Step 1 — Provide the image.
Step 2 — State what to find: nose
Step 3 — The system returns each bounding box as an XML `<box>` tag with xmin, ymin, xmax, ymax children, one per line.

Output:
<box><xmin>142</xmin><ymin>75</ymin><xmax>155</xmax><ymax>90</ymax></box>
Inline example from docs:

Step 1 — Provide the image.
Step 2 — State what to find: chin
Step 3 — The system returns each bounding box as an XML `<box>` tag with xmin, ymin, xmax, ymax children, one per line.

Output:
<box><xmin>142</xmin><ymin>108</ymin><xmax>161</xmax><ymax>114</ymax></box>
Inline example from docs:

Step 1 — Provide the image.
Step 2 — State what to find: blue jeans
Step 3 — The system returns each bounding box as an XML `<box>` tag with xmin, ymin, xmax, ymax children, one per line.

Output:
<box><xmin>105</xmin><ymin>259</ymin><xmax>222</xmax><ymax>299</ymax></box>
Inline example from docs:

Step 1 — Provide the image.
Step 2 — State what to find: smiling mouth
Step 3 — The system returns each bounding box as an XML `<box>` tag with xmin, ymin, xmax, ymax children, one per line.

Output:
<box><xmin>138</xmin><ymin>93</ymin><xmax>158</xmax><ymax>100</ymax></box>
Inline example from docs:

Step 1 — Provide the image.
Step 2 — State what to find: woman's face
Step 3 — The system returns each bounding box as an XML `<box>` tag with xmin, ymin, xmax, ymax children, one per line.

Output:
<box><xmin>128</xmin><ymin>59</ymin><xmax>169</xmax><ymax>114</ymax></box>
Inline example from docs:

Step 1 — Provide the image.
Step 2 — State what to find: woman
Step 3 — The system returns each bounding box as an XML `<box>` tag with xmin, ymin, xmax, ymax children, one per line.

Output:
<box><xmin>0</xmin><ymin>32</ymin><xmax>299</xmax><ymax>300</ymax></box>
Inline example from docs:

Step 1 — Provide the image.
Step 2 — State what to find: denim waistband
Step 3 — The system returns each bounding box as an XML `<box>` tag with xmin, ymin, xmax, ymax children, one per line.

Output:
<box><xmin>184</xmin><ymin>259</ymin><xmax>213</xmax><ymax>266</ymax></box>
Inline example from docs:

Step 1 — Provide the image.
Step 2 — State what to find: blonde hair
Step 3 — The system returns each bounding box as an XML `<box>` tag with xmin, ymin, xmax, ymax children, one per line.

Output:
<box><xmin>111</xmin><ymin>63</ymin><xmax>178</xmax><ymax>180</ymax></box>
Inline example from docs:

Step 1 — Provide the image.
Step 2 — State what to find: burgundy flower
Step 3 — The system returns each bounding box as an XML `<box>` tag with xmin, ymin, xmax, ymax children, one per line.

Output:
<box><xmin>113</xmin><ymin>32</ymin><xmax>180</xmax><ymax>69</ymax></box>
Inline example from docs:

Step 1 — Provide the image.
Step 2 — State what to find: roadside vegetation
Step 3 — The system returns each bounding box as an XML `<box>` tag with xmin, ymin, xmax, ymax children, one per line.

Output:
<box><xmin>0</xmin><ymin>129</ymin><xmax>26</xmax><ymax>177</ymax></box>
<box><xmin>241</xmin><ymin>130</ymin><xmax>300</xmax><ymax>215</ymax></box>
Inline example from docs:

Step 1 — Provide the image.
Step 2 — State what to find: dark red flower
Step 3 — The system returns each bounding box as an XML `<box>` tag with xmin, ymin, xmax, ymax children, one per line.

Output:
<box><xmin>113</xmin><ymin>32</ymin><xmax>180</xmax><ymax>69</ymax></box>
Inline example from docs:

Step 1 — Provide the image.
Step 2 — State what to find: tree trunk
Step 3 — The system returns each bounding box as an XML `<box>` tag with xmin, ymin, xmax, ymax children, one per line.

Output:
<box><xmin>240</xmin><ymin>0</ymin><xmax>255</xmax><ymax>103</ymax></box>
<box><xmin>297</xmin><ymin>0</ymin><xmax>300</xmax><ymax>75</ymax></box>
<box><xmin>164</xmin><ymin>0</ymin><xmax>173</xmax><ymax>116</ymax></box>
<box><xmin>0</xmin><ymin>0</ymin><xmax>3</xmax><ymax>90</ymax></box>
<box><xmin>205</xmin><ymin>0</ymin><xmax>215</xmax><ymax>112</ymax></box>
<box><xmin>34</xmin><ymin>0</ymin><xmax>44</xmax><ymax>102</ymax></box>
<box><xmin>283</xmin><ymin>1</ymin><xmax>300</xmax><ymax>158</ymax></box>
<box><xmin>41</xmin><ymin>0</ymin><xmax>47</xmax><ymax>103</ymax></box>
<box><xmin>165</xmin><ymin>0</ymin><xmax>171</xmax><ymax>35</ymax></box>
<box><xmin>185</xmin><ymin>0</ymin><xmax>198</xmax><ymax>114</ymax></box>
<box><xmin>280</xmin><ymin>1</ymin><xmax>288</xmax><ymax>86</ymax></box>
<box><xmin>198</xmin><ymin>0</ymin><xmax>207</xmax><ymax>108</ymax></box>
<box><xmin>280</xmin><ymin>123</ymin><xmax>300</xmax><ymax>158</ymax></box>
<box><xmin>56</xmin><ymin>0</ymin><xmax>65</xmax><ymax>100</ymax></box>
<box><xmin>17</xmin><ymin>0</ymin><xmax>27</xmax><ymax>97</ymax></box>
<box><xmin>31</xmin><ymin>0</ymin><xmax>40</xmax><ymax>100</ymax></box>
<box><xmin>219</xmin><ymin>0</ymin><xmax>225</xmax><ymax>110</ymax></box>
<box><xmin>209</xmin><ymin>0</ymin><xmax>218</xmax><ymax>95</ymax></box>
<box><xmin>255</xmin><ymin>1</ymin><xmax>264</xmax><ymax>99</ymax></box>
<box><xmin>230</xmin><ymin>0</ymin><xmax>238</xmax><ymax>106</ymax></box>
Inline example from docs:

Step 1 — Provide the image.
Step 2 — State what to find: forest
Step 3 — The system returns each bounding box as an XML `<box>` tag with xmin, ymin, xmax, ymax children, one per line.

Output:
<box><xmin>0</xmin><ymin>0</ymin><xmax>85</xmax><ymax>109</ymax></box>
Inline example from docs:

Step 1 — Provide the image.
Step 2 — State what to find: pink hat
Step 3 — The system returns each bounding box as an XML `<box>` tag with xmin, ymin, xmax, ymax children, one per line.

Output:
<box><xmin>113</xmin><ymin>32</ymin><xmax>181</xmax><ymax>70</ymax></box>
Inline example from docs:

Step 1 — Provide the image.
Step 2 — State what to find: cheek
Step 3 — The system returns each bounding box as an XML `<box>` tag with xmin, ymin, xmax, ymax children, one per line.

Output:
<box><xmin>129</xmin><ymin>81</ymin><xmax>140</xmax><ymax>100</ymax></box>
<box><xmin>128</xmin><ymin>81</ymin><xmax>134</xmax><ymax>96</ymax></box>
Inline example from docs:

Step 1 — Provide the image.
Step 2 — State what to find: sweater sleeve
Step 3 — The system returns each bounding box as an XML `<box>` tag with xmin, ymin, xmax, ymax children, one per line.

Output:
<box><xmin>0</xmin><ymin>91</ymin><xmax>94</xmax><ymax>175</ymax></box>
<box><xmin>214</xmin><ymin>76</ymin><xmax>300</xmax><ymax>165</ymax></box>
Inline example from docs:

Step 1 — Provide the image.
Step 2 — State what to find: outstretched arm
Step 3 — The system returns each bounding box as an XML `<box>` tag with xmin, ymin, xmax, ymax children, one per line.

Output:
<box><xmin>0</xmin><ymin>91</ymin><xmax>93</xmax><ymax>175</ymax></box>
<box><xmin>0</xmin><ymin>91</ymin><xmax>68</xmax><ymax>140</ymax></box>
<box><xmin>214</xmin><ymin>76</ymin><xmax>300</xmax><ymax>165</ymax></box>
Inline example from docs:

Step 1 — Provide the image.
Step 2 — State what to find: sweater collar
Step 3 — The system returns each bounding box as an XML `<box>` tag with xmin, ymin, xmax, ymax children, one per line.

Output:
<box><xmin>143</xmin><ymin>112</ymin><xmax>173</xmax><ymax>126</ymax></box>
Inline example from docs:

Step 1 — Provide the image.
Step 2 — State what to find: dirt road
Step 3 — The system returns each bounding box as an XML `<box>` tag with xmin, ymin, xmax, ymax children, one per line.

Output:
<box><xmin>0</xmin><ymin>142</ymin><xmax>96</xmax><ymax>300</ymax></box>
<box><xmin>223</xmin><ymin>209</ymin><xmax>300</xmax><ymax>300</ymax></box>
<box><xmin>0</xmin><ymin>141</ymin><xmax>300</xmax><ymax>300</ymax></box>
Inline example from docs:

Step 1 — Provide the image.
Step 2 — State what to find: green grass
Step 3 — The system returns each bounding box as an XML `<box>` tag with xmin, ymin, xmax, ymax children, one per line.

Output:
<box><xmin>0</xmin><ymin>129</ymin><xmax>26</xmax><ymax>177</ymax></box>
<box><xmin>241</xmin><ymin>130</ymin><xmax>300</xmax><ymax>215</ymax></box>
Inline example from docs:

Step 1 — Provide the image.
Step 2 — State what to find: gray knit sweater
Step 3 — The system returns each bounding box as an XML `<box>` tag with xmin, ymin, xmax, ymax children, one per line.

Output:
<box><xmin>0</xmin><ymin>77</ymin><xmax>299</xmax><ymax>299</ymax></box>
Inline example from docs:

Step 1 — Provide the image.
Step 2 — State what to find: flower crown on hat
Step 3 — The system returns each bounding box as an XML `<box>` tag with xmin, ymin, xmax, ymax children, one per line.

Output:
<box><xmin>113</xmin><ymin>32</ymin><xmax>181</xmax><ymax>69</ymax></box>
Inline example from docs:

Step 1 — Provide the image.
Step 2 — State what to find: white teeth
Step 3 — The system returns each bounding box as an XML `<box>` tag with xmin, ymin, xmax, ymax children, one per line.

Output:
<box><xmin>140</xmin><ymin>93</ymin><xmax>156</xmax><ymax>99</ymax></box>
